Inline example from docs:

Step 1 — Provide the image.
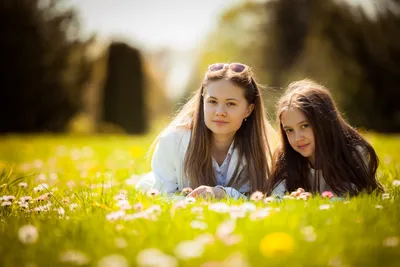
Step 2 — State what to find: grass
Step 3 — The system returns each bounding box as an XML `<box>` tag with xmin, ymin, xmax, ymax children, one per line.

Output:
<box><xmin>0</xmin><ymin>130</ymin><xmax>399</xmax><ymax>267</ymax></box>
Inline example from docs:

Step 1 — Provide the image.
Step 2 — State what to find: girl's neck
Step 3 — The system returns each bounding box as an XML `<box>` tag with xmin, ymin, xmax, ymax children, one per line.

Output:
<box><xmin>308</xmin><ymin>154</ymin><xmax>316</xmax><ymax>169</ymax></box>
<box><xmin>211</xmin><ymin>134</ymin><xmax>234</xmax><ymax>156</ymax></box>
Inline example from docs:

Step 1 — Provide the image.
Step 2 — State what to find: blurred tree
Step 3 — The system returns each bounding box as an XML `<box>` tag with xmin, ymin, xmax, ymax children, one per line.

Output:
<box><xmin>265</xmin><ymin>0</ymin><xmax>400</xmax><ymax>132</ymax></box>
<box><xmin>183</xmin><ymin>0</ymin><xmax>400</xmax><ymax>131</ymax></box>
<box><xmin>143</xmin><ymin>52</ymin><xmax>172</xmax><ymax>121</ymax></box>
<box><xmin>0</xmin><ymin>0</ymin><xmax>93</xmax><ymax>132</ymax></box>
<box><xmin>264</xmin><ymin>0</ymin><xmax>312</xmax><ymax>86</ymax></box>
<box><xmin>183</xmin><ymin>1</ymin><xmax>279</xmax><ymax>117</ymax></box>
<box><xmin>198</xmin><ymin>1</ymin><xmax>269</xmax><ymax>78</ymax></box>
<box><xmin>321</xmin><ymin>0</ymin><xmax>400</xmax><ymax>132</ymax></box>
<box><xmin>101</xmin><ymin>42</ymin><xmax>147</xmax><ymax>134</ymax></box>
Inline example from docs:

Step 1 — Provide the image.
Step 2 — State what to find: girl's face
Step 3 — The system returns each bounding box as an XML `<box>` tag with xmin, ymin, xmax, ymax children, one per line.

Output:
<box><xmin>203</xmin><ymin>79</ymin><xmax>254</xmax><ymax>140</ymax></box>
<box><xmin>281</xmin><ymin>108</ymin><xmax>316</xmax><ymax>164</ymax></box>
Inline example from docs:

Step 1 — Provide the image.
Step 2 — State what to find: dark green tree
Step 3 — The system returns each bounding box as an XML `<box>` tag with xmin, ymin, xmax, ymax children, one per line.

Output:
<box><xmin>0</xmin><ymin>0</ymin><xmax>92</xmax><ymax>132</ymax></box>
<box><xmin>264</xmin><ymin>0</ymin><xmax>312</xmax><ymax>86</ymax></box>
<box><xmin>322</xmin><ymin>0</ymin><xmax>400</xmax><ymax>132</ymax></box>
<box><xmin>102</xmin><ymin>42</ymin><xmax>147</xmax><ymax>134</ymax></box>
<box><xmin>265</xmin><ymin>0</ymin><xmax>400</xmax><ymax>132</ymax></box>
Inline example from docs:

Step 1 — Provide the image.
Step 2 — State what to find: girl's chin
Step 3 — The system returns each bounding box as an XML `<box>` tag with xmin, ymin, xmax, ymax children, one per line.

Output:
<box><xmin>299</xmin><ymin>151</ymin><xmax>312</xmax><ymax>158</ymax></box>
<box><xmin>211</xmin><ymin>130</ymin><xmax>236</xmax><ymax>137</ymax></box>
<box><xmin>210</xmin><ymin>127</ymin><xmax>239</xmax><ymax>136</ymax></box>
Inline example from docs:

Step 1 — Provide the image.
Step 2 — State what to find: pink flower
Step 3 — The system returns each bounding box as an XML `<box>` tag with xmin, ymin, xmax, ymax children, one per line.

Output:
<box><xmin>35</xmin><ymin>192</ymin><xmax>53</xmax><ymax>202</ymax></box>
<box><xmin>114</xmin><ymin>193</ymin><xmax>127</xmax><ymax>201</ymax></box>
<box><xmin>321</xmin><ymin>191</ymin><xmax>334</xmax><ymax>199</ymax></box>
<box><xmin>172</xmin><ymin>201</ymin><xmax>187</xmax><ymax>210</ymax></box>
<box><xmin>133</xmin><ymin>202</ymin><xmax>144</xmax><ymax>211</ymax></box>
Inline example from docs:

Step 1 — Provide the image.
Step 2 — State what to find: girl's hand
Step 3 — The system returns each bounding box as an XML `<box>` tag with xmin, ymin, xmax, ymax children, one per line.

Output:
<box><xmin>290</xmin><ymin>188</ymin><xmax>312</xmax><ymax>200</ymax></box>
<box><xmin>180</xmin><ymin>187</ymin><xmax>193</xmax><ymax>196</ymax></box>
<box><xmin>187</xmin><ymin>186</ymin><xmax>226</xmax><ymax>199</ymax></box>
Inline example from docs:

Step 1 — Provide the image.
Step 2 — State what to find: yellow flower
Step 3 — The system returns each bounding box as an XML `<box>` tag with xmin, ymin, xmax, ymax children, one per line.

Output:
<box><xmin>92</xmin><ymin>202</ymin><xmax>111</xmax><ymax>211</ymax></box>
<box><xmin>130</xmin><ymin>146</ymin><xmax>144</xmax><ymax>159</ymax></box>
<box><xmin>87</xmin><ymin>165</ymin><xmax>99</xmax><ymax>176</ymax></box>
<box><xmin>259</xmin><ymin>232</ymin><xmax>295</xmax><ymax>257</ymax></box>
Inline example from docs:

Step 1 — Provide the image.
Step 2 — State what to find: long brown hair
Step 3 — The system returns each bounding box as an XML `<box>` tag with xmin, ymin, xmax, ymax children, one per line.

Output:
<box><xmin>161</xmin><ymin>63</ymin><xmax>274</xmax><ymax>193</ymax></box>
<box><xmin>267</xmin><ymin>79</ymin><xmax>383</xmax><ymax>196</ymax></box>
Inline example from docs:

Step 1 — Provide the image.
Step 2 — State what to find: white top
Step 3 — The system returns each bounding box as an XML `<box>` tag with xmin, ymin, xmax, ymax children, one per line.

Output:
<box><xmin>135</xmin><ymin>129</ymin><xmax>249</xmax><ymax>199</ymax></box>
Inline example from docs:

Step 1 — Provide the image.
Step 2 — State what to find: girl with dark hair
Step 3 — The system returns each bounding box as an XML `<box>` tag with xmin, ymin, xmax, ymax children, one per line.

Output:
<box><xmin>136</xmin><ymin>63</ymin><xmax>276</xmax><ymax>199</ymax></box>
<box><xmin>267</xmin><ymin>79</ymin><xmax>383</xmax><ymax>197</ymax></box>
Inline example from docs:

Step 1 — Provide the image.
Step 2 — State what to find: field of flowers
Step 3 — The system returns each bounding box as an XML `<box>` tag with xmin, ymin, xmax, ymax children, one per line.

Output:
<box><xmin>0</xmin><ymin>132</ymin><xmax>399</xmax><ymax>267</ymax></box>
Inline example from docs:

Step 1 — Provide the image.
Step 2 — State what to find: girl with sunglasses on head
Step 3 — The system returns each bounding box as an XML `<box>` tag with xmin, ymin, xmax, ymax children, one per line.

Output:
<box><xmin>267</xmin><ymin>79</ymin><xmax>383</xmax><ymax>198</ymax></box>
<box><xmin>136</xmin><ymin>63</ymin><xmax>276</xmax><ymax>199</ymax></box>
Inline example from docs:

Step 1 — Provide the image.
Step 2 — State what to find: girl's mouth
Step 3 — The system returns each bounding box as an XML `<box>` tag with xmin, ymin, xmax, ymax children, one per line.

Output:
<box><xmin>298</xmin><ymin>144</ymin><xmax>309</xmax><ymax>150</ymax></box>
<box><xmin>213</xmin><ymin>120</ymin><xmax>228</xmax><ymax>125</ymax></box>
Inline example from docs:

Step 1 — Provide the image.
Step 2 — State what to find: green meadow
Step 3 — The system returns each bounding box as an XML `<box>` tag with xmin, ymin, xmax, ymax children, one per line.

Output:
<box><xmin>0</xmin><ymin>131</ymin><xmax>399</xmax><ymax>267</ymax></box>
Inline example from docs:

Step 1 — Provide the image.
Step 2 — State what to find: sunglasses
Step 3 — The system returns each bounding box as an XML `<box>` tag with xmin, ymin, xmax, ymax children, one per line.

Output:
<box><xmin>207</xmin><ymin>63</ymin><xmax>248</xmax><ymax>73</ymax></box>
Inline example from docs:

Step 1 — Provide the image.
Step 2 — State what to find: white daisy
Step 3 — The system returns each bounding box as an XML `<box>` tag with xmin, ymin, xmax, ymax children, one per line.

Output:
<box><xmin>97</xmin><ymin>254</ymin><xmax>128</xmax><ymax>267</ymax></box>
<box><xmin>18</xmin><ymin>225</ymin><xmax>39</xmax><ymax>244</ymax></box>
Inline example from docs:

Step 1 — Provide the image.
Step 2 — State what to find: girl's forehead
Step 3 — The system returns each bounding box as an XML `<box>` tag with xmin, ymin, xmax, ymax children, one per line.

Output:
<box><xmin>281</xmin><ymin>108</ymin><xmax>307</xmax><ymax>125</ymax></box>
<box><xmin>204</xmin><ymin>80</ymin><xmax>245</xmax><ymax>98</ymax></box>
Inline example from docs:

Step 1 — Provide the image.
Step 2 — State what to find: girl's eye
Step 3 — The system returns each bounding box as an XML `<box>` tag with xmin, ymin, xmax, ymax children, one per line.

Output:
<box><xmin>208</xmin><ymin>100</ymin><xmax>217</xmax><ymax>104</ymax></box>
<box><xmin>285</xmin><ymin>129</ymin><xmax>293</xmax><ymax>133</ymax></box>
<box><xmin>301</xmin><ymin>124</ymin><xmax>309</xmax><ymax>129</ymax></box>
<box><xmin>227</xmin><ymin>102</ymin><xmax>236</xmax><ymax>107</ymax></box>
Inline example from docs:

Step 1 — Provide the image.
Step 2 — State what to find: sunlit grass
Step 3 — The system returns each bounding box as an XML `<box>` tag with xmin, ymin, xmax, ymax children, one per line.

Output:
<box><xmin>0</xmin><ymin>131</ymin><xmax>399</xmax><ymax>267</ymax></box>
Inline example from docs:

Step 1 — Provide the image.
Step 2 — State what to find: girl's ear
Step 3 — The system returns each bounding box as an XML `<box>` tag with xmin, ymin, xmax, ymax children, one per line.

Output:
<box><xmin>246</xmin><ymin>104</ymin><xmax>255</xmax><ymax>118</ymax></box>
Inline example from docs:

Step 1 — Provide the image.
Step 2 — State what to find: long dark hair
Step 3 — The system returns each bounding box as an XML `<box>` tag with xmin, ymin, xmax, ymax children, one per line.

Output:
<box><xmin>267</xmin><ymin>79</ymin><xmax>383</xmax><ymax>196</ymax></box>
<box><xmin>163</xmin><ymin>63</ymin><xmax>274</xmax><ymax>193</ymax></box>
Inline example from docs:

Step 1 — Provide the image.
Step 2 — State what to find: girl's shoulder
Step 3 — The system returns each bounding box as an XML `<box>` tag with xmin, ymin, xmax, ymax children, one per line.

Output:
<box><xmin>158</xmin><ymin>128</ymin><xmax>191</xmax><ymax>147</ymax></box>
<box><xmin>160</xmin><ymin>127</ymin><xmax>190</xmax><ymax>138</ymax></box>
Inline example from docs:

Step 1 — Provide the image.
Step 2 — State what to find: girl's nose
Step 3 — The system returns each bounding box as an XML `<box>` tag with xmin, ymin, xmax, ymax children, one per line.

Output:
<box><xmin>215</xmin><ymin>104</ymin><xmax>227</xmax><ymax>116</ymax></box>
<box><xmin>294</xmin><ymin>131</ymin><xmax>304</xmax><ymax>141</ymax></box>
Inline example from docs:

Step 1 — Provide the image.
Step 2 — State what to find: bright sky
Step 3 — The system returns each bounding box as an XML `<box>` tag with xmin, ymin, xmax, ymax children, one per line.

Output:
<box><xmin>68</xmin><ymin>0</ymin><xmax>242</xmax><ymax>51</ymax></box>
<box><xmin>66</xmin><ymin>0</ymin><xmax>244</xmax><ymax>99</ymax></box>
<box><xmin>67</xmin><ymin>0</ymin><xmax>370</xmax><ymax>99</ymax></box>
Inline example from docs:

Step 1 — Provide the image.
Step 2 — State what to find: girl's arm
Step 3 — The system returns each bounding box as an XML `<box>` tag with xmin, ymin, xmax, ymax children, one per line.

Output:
<box><xmin>136</xmin><ymin>132</ymin><xmax>180</xmax><ymax>193</ymax></box>
<box><xmin>271</xmin><ymin>180</ymin><xmax>287</xmax><ymax>197</ymax></box>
